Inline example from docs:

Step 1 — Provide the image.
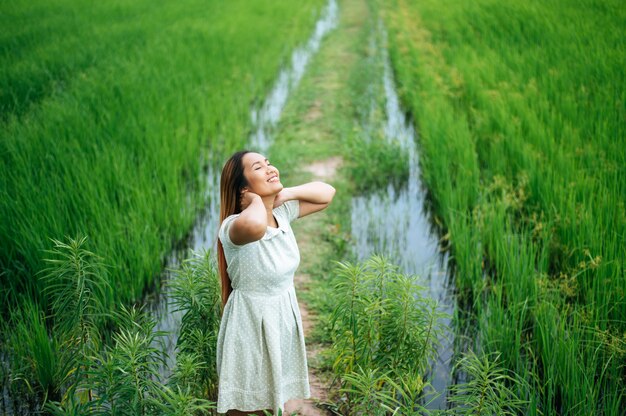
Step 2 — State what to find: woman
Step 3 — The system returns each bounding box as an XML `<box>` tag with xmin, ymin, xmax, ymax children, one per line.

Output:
<box><xmin>215</xmin><ymin>150</ymin><xmax>336</xmax><ymax>415</ymax></box>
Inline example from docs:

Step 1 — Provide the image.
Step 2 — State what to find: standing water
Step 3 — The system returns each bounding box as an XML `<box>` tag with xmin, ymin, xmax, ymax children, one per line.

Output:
<box><xmin>350</xmin><ymin>25</ymin><xmax>456</xmax><ymax>409</ymax></box>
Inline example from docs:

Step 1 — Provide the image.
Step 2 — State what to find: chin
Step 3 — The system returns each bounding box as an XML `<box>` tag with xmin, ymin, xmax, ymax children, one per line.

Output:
<box><xmin>273</xmin><ymin>183</ymin><xmax>284</xmax><ymax>194</ymax></box>
<box><xmin>257</xmin><ymin>183</ymin><xmax>283</xmax><ymax>197</ymax></box>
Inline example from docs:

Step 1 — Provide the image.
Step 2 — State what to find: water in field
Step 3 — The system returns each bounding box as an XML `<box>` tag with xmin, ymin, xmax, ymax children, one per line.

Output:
<box><xmin>349</xmin><ymin>26</ymin><xmax>456</xmax><ymax>409</ymax></box>
<box><xmin>250</xmin><ymin>0</ymin><xmax>339</xmax><ymax>154</ymax></box>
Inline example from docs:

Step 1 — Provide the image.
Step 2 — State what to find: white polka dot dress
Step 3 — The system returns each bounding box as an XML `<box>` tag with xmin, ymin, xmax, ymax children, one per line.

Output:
<box><xmin>216</xmin><ymin>199</ymin><xmax>310</xmax><ymax>414</ymax></box>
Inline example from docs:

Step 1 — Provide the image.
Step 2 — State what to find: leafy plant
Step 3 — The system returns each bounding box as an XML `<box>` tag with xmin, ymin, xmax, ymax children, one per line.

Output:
<box><xmin>446</xmin><ymin>350</ymin><xmax>528</xmax><ymax>415</ymax></box>
<box><xmin>328</xmin><ymin>255</ymin><xmax>446</xmax><ymax>413</ymax></box>
<box><xmin>24</xmin><ymin>236</ymin><xmax>219</xmax><ymax>415</ymax></box>
<box><xmin>36</xmin><ymin>234</ymin><xmax>113</xmax><ymax>402</ymax></box>
<box><xmin>44</xmin><ymin>302</ymin><xmax>216</xmax><ymax>415</ymax></box>
<box><xmin>146</xmin><ymin>385</ymin><xmax>215</xmax><ymax>416</ymax></box>
<box><xmin>168</xmin><ymin>248</ymin><xmax>222</xmax><ymax>398</ymax></box>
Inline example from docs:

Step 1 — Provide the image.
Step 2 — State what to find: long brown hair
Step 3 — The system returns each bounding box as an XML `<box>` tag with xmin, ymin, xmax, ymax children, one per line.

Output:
<box><xmin>217</xmin><ymin>150</ymin><xmax>250</xmax><ymax>314</ymax></box>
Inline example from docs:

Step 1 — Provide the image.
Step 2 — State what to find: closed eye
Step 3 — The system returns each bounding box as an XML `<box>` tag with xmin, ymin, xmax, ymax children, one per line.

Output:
<box><xmin>252</xmin><ymin>159</ymin><xmax>271</xmax><ymax>170</ymax></box>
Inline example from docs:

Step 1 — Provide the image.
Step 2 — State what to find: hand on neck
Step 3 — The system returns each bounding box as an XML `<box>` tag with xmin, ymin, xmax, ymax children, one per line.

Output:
<box><xmin>261</xmin><ymin>195</ymin><xmax>278</xmax><ymax>228</ymax></box>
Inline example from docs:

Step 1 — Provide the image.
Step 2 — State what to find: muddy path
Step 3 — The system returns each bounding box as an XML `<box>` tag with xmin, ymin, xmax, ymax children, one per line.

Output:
<box><xmin>284</xmin><ymin>158</ymin><xmax>342</xmax><ymax>415</ymax></box>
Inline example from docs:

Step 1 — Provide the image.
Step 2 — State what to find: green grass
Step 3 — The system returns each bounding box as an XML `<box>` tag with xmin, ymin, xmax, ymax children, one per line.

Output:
<box><xmin>0</xmin><ymin>0</ymin><xmax>325</xmax><ymax>311</ymax></box>
<box><xmin>380</xmin><ymin>0</ymin><xmax>625</xmax><ymax>413</ymax></box>
<box><xmin>4</xmin><ymin>298</ymin><xmax>62</xmax><ymax>402</ymax></box>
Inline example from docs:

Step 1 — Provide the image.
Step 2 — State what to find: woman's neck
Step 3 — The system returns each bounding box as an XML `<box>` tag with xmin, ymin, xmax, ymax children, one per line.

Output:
<box><xmin>261</xmin><ymin>195</ymin><xmax>278</xmax><ymax>228</ymax></box>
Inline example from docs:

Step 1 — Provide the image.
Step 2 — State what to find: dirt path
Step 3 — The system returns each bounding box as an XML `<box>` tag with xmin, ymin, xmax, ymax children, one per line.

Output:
<box><xmin>271</xmin><ymin>0</ymin><xmax>370</xmax><ymax>413</ymax></box>
<box><xmin>284</xmin><ymin>158</ymin><xmax>341</xmax><ymax>416</ymax></box>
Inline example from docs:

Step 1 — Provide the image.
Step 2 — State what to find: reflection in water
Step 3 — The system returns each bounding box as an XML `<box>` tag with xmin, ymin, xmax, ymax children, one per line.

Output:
<box><xmin>350</xmin><ymin>27</ymin><xmax>455</xmax><ymax>409</ymax></box>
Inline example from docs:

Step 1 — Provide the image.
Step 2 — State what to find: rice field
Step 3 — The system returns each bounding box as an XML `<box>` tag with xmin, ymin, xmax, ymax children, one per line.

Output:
<box><xmin>1</xmin><ymin>0</ymin><xmax>624</xmax><ymax>413</ymax></box>
<box><xmin>380</xmin><ymin>0</ymin><xmax>625</xmax><ymax>413</ymax></box>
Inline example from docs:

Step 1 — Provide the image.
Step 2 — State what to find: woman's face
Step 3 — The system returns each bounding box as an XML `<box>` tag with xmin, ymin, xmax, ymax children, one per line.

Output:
<box><xmin>241</xmin><ymin>152</ymin><xmax>282</xmax><ymax>196</ymax></box>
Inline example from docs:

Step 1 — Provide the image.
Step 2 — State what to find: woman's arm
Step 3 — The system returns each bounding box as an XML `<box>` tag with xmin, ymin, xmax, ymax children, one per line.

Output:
<box><xmin>229</xmin><ymin>191</ymin><xmax>267</xmax><ymax>245</ymax></box>
<box><xmin>275</xmin><ymin>181</ymin><xmax>336</xmax><ymax>218</ymax></box>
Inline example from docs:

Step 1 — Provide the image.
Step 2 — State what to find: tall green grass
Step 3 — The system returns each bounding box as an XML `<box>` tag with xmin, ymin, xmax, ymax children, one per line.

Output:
<box><xmin>380</xmin><ymin>0</ymin><xmax>625</xmax><ymax>413</ymax></box>
<box><xmin>0</xmin><ymin>0</ymin><xmax>325</xmax><ymax>313</ymax></box>
<box><xmin>4</xmin><ymin>298</ymin><xmax>62</xmax><ymax>403</ymax></box>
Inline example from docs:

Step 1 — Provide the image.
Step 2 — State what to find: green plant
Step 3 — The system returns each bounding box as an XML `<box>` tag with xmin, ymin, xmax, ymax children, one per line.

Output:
<box><xmin>447</xmin><ymin>350</ymin><xmax>528</xmax><ymax>415</ymax></box>
<box><xmin>43</xmin><ymin>303</ymin><xmax>202</xmax><ymax>415</ymax></box>
<box><xmin>31</xmin><ymin>238</ymin><xmax>219</xmax><ymax>414</ymax></box>
<box><xmin>146</xmin><ymin>385</ymin><xmax>215</xmax><ymax>415</ymax></box>
<box><xmin>5</xmin><ymin>298</ymin><xmax>62</xmax><ymax>403</ymax></box>
<box><xmin>347</xmin><ymin>135</ymin><xmax>410</xmax><ymax>194</ymax></box>
<box><xmin>168</xmin><ymin>248</ymin><xmax>222</xmax><ymax>398</ymax></box>
<box><xmin>328</xmin><ymin>255</ymin><xmax>445</xmax><ymax>413</ymax></box>
<box><xmin>89</xmin><ymin>304</ymin><xmax>167</xmax><ymax>415</ymax></box>
<box><xmin>37</xmin><ymin>234</ymin><xmax>112</xmax><ymax>401</ymax></box>
<box><xmin>339</xmin><ymin>366</ymin><xmax>398</xmax><ymax>415</ymax></box>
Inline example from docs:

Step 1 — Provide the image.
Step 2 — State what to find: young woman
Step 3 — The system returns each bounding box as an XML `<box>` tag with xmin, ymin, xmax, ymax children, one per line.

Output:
<box><xmin>215</xmin><ymin>150</ymin><xmax>336</xmax><ymax>415</ymax></box>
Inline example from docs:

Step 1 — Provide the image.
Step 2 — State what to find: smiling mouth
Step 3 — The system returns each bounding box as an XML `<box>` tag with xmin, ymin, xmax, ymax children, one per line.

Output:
<box><xmin>267</xmin><ymin>175</ymin><xmax>279</xmax><ymax>183</ymax></box>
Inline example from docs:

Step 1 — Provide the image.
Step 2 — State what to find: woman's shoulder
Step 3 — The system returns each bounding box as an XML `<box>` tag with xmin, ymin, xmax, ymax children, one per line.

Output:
<box><xmin>219</xmin><ymin>214</ymin><xmax>242</xmax><ymax>249</ymax></box>
<box><xmin>219</xmin><ymin>213</ymin><xmax>241</xmax><ymax>231</ymax></box>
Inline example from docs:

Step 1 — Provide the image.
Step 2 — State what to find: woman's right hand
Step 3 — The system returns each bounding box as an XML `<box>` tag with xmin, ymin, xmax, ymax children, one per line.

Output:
<box><xmin>230</xmin><ymin>189</ymin><xmax>266</xmax><ymax>245</ymax></box>
<box><xmin>240</xmin><ymin>189</ymin><xmax>260</xmax><ymax>211</ymax></box>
